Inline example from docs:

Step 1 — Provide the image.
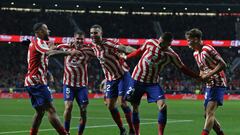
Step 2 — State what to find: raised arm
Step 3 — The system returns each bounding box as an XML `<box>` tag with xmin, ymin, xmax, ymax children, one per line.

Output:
<box><xmin>117</xmin><ymin>45</ymin><xmax>137</xmax><ymax>53</ymax></box>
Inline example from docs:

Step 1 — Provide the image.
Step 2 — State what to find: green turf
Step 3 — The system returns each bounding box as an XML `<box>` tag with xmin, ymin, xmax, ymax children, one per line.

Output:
<box><xmin>0</xmin><ymin>99</ymin><xmax>239</xmax><ymax>135</ymax></box>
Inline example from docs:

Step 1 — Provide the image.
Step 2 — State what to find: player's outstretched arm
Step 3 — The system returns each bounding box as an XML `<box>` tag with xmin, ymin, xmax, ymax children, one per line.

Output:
<box><xmin>119</xmin><ymin>48</ymin><xmax>143</xmax><ymax>60</ymax></box>
<box><xmin>117</xmin><ymin>45</ymin><xmax>136</xmax><ymax>53</ymax></box>
<box><xmin>170</xmin><ymin>53</ymin><xmax>200</xmax><ymax>79</ymax></box>
<box><xmin>180</xmin><ymin>65</ymin><xmax>200</xmax><ymax>79</ymax></box>
<box><xmin>46</xmin><ymin>50</ymin><xmax>81</xmax><ymax>57</ymax></box>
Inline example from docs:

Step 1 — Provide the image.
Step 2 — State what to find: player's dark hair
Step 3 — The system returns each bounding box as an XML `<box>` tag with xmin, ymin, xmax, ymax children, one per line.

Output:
<box><xmin>161</xmin><ymin>32</ymin><xmax>173</xmax><ymax>42</ymax></box>
<box><xmin>74</xmin><ymin>30</ymin><xmax>85</xmax><ymax>36</ymax></box>
<box><xmin>185</xmin><ymin>28</ymin><xmax>202</xmax><ymax>39</ymax></box>
<box><xmin>91</xmin><ymin>24</ymin><xmax>103</xmax><ymax>31</ymax></box>
<box><xmin>33</xmin><ymin>22</ymin><xmax>44</xmax><ymax>32</ymax></box>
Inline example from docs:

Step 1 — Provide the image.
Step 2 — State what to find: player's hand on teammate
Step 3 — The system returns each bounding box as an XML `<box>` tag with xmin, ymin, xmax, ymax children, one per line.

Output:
<box><xmin>70</xmin><ymin>38</ymin><xmax>80</xmax><ymax>47</ymax></box>
<box><xmin>48</xmin><ymin>41</ymin><xmax>57</xmax><ymax>50</ymax></box>
<box><xmin>118</xmin><ymin>53</ymin><xmax>127</xmax><ymax>60</ymax></box>
<box><xmin>117</xmin><ymin>53</ymin><xmax>127</xmax><ymax>64</ymax></box>
<box><xmin>70</xmin><ymin>50</ymin><xmax>81</xmax><ymax>56</ymax></box>
<box><xmin>200</xmin><ymin>73</ymin><xmax>211</xmax><ymax>81</ymax></box>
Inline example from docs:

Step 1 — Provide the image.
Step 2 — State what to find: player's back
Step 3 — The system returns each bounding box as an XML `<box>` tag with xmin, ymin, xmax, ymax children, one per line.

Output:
<box><xmin>91</xmin><ymin>39</ymin><xmax>129</xmax><ymax>81</ymax></box>
<box><xmin>132</xmin><ymin>39</ymin><xmax>183</xmax><ymax>83</ymax></box>
<box><xmin>25</xmin><ymin>37</ymin><xmax>49</xmax><ymax>86</ymax></box>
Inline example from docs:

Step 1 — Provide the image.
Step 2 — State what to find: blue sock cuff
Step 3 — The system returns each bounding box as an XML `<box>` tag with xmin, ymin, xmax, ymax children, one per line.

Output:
<box><xmin>64</xmin><ymin>121</ymin><xmax>70</xmax><ymax>130</ymax></box>
<box><xmin>203</xmin><ymin>129</ymin><xmax>209</xmax><ymax>133</ymax></box>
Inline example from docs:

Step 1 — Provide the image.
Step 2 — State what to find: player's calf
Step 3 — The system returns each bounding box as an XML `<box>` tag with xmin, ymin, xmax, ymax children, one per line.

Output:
<box><xmin>157</xmin><ymin>101</ymin><xmax>167</xmax><ymax>135</ymax></box>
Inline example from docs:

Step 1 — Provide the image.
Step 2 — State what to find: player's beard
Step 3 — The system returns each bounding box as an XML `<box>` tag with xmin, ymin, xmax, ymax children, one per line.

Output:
<box><xmin>43</xmin><ymin>35</ymin><xmax>49</xmax><ymax>41</ymax></box>
<box><xmin>92</xmin><ymin>36</ymin><xmax>101</xmax><ymax>43</ymax></box>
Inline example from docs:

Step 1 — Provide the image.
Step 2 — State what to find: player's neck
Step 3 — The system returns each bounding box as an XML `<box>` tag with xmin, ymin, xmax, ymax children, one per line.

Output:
<box><xmin>35</xmin><ymin>34</ymin><xmax>45</xmax><ymax>41</ymax></box>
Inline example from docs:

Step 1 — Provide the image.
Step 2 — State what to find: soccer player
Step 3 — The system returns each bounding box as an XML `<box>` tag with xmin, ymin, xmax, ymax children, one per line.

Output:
<box><xmin>25</xmin><ymin>23</ymin><xmax>79</xmax><ymax>135</ymax></box>
<box><xmin>121</xmin><ymin>32</ymin><xmax>200</xmax><ymax>135</ymax></box>
<box><xmin>57</xmin><ymin>31</ymin><xmax>95</xmax><ymax>135</ymax></box>
<box><xmin>90</xmin><ymin>24</ymin><xmax>136</xmax><ymax>135</ymax></box>
<box><xmin>185</xmin><ymin>28</ymin><xmax>227</xmax><ymax>135</ymax></box>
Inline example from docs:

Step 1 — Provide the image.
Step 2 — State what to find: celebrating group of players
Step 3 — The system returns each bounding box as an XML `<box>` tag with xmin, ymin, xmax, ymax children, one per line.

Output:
<box><xmin>25</xmin><ymin>22</ymin><xmax>227</xmax><ymax>135</ymax></box>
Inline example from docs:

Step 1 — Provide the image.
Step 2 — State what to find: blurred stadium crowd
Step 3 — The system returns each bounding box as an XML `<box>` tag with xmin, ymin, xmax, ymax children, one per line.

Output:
<box><xmin>0</xmin><ymin>11</ymin><xmax>239</xmax><ymax>94</ymax></box>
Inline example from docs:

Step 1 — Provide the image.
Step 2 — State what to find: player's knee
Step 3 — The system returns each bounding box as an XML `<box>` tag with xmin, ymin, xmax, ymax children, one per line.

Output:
<box><xmin>120</xmin><ymin>102</ymin><xmax>128</xmax><ymax>108</ymax></box>
<box><xmin>65</xmin><ymin>103</ymin><xmax>73</xmax><ymax>112</ymax></box>
<box><xmin>80</xmin><ymin>106</ymin><xmax>87</xmax><ymax>114</ymax></box>
<box><xmin>206</xmin><ymin>110</ymin><xmax>215</xmax><ymax>118</ymax></box>
<box><xmin>131</xmin><ymin>103</ymin><xmax>139</xmax><ymax>113</ymax></box>
<box><xmin>158</xmin><ymin>103</ymin><xmax>167</xmax><ymax>111</ymax></box>
<box><xmin>36</xmin><ymin>110</ymin><xmax>45</xmax><ymax>117</ymax></box>
<box><xmin>107</xmin><ymin>104</ymin><xmax>115</xmax><ymax>110</ymax></box>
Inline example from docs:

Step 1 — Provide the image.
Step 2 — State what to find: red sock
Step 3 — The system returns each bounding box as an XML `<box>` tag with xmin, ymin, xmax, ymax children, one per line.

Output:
<box><xmin>133</xmin><ymin>123</ymin><xmax>140</xmax><ymax>135</ymax></box>
<box><xmin>110</xmin><ymin>108</ymin><xmax>123</xmax><ymax>129</ymax></box>
<box><xmin>201</xmin><ymin>130</ymin><xmax>209</xmax><ymax>135</ymax></box>
<box><xmin>56</xmin><ymin>126</ymin><xmax>68</xmax><ymax>135</ymax></box>
<box><xmin>158</xmin><ymin>124</ymin><xmax>166</xmax><ymax>135</ymax></box>
<box><xmin>30</xmin><ymin>128</ymin><xmax>38</xmax><ymax>135</ymax></box>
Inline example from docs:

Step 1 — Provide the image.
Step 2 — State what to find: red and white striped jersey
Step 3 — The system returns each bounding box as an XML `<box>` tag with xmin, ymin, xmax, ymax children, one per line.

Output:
<box><xmin>25</xmin><ymin>37</ymin><xmax>49</xmax><ymax>86</ymax></box>
<box><xmin>57</xmin><ymin>44</ymin><xmax>95</xmax><ymax>87</ymax></box>
<box><xmin>193</xmin><ymin>45</ymin><xmax>227</xmax><ymax>88</ymax></box>
<box><xmin>132</xmin><ymin>39</ymin><xmax>184</xmax><ymax>83</ymax></box>
<box><xmin>90</xmin><ymin>39</ymin><xmax>129</xmax><ymax>81</ymax></box>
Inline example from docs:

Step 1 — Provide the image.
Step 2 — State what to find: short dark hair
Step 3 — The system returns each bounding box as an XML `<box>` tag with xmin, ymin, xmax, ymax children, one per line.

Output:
<box><xmin>74</xmin><ymin>30</ymin><xmax>85</xmax><ymax>36</ymax></box>
<box><xmin>33</xmin><ymin>22</ymin><xmax>44</xmax><ymax>32</ymax></box>
<box><xmin>185</xmin><ymin>28</ymin><xmax>202</xmax><ymax>39</ymax></box>
<box><xmin>91</xmin><ymin>24</ymin><xmax>103</xmax><ymax>31</ymax></box>
<box><xmin>161</xmin><ymin>32</ymin><xmax>173</xmax><ymax>42</ymax></box>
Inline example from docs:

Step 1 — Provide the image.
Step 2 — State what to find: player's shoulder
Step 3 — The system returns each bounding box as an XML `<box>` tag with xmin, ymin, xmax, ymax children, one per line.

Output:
<box><xmin>36</xmin><ymin>37</ymin><xmax>47</xmax><ymax>44</ymax></box>
<box><xmin>81</xmin><ymin>44</ymin><xmax>93</xmax><ymax>50</ymax></box>
<box><xmin>104</xmin><ymin>38</ymin><xmax>119</xmax><ymax>45</ymax></box>
<box><xmin>193</xmin><ymin>51</ymin><xmax>198</xmax><ymax>56</ymax></box>
<box><xmin>145</xmin><ymin>39</ymin><xmax>160</xmax><ymax>46</ymax></box>
<box><xmin>202</xmin><ymin>44</ymin><xmax>216</xmax><ymax>52</ymax></box>
<box><xmin>57</xmin><ymin>43</ymin><xmax>70</xmax><ymax>49</ymax></box>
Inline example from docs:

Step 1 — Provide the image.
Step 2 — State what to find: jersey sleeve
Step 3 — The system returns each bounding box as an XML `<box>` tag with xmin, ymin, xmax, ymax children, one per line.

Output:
<box><xmin>140</xmin><ymin>40</ymin><xmax>149</xmax><ymax>51</ymax></box>
<box><xmin>104</xmin><ymin>39</ymin><xmax>120</xmax><ymax>49</ymax></box>
<box><xmin>205</xmin><ymin>45</ymin><xmax>224</xmax><ymax>62</ymax></box>
<box><xmin>34</xmin><ymin>39</ymin><xmax>49</xmax><ymax>54</ymax></box>
<box><xmin>56</xmin><ymin>44</ymin><xmax>70</xmax><ymax>51</ymax></box>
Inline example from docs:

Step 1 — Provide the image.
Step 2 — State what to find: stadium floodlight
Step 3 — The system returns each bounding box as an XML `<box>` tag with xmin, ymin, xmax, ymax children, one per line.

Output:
<box><xmin>54</xmin><ymin>4</ymin><xmax>58</xmax><ymax>7</ymax></box>
<box><xmin>228</xmin><ymin>8</ymin><xmax>231</xmax><ymax>11</ymax></box>
<box><xmin>184</xmin><ymin>8</ymin><xmax>188</xmax><ymax>11</ymax></box>
<box><xmin>33</xmin><ymin>3</ymin><xmax>36</xmax><ymax>6</ymax></box>
<box><xmin>141</xmin><ymin>6</ymin><xmax>144</xmax><ymax>10</ymax></box>
<box><xmin>11</xmin><ymin>2</ymin><xmax>14</xmax><ymax>5</ymax></box>
<box><xmin>120</xmin><ymin>6</ymin><xmax>123</xmax><ymax>9</ymax></box>
<box><xmin>98</xmin><ymin>5</ymin><xmax>101</xmax><ymax>9</ymax></box>
<box><xmin>206</xmin><ymin>8</ymin><xmax>209</xmax><ymax>11</ymax></box>
<box><xmin>163</xmin><ymin>7</ymin><xmax>166</xmax><ymax>10</ymax></box>
<box><xmin>76</xmin><ymin>5</ymin><xmax>79</xmax><ymax>8</ymax></box>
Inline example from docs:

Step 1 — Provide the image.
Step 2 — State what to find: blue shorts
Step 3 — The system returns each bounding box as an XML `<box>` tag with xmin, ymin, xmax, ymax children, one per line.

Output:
<box><xmin>26</xmin><ymin>85</ymin><xmax>53</xmax><ymax>108</ymax></box>
<box><xmin>204</xmin><ymin>86</ymin><xmax>226</xmax><ymax>108</ymax></box>
<box><xmin>105</xmin><ymin>72</ymin><xmax>132</xmax><ymax>99</ymax></box>
<box><xmin>125</xmin><ymin>80</ymin><xmax>165</xmax><ymax>105</ymax></box>
<box><xmin>63</xmin><ymin>85</ymin><xmax>89</xmax><ymax>106</ymax></box>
